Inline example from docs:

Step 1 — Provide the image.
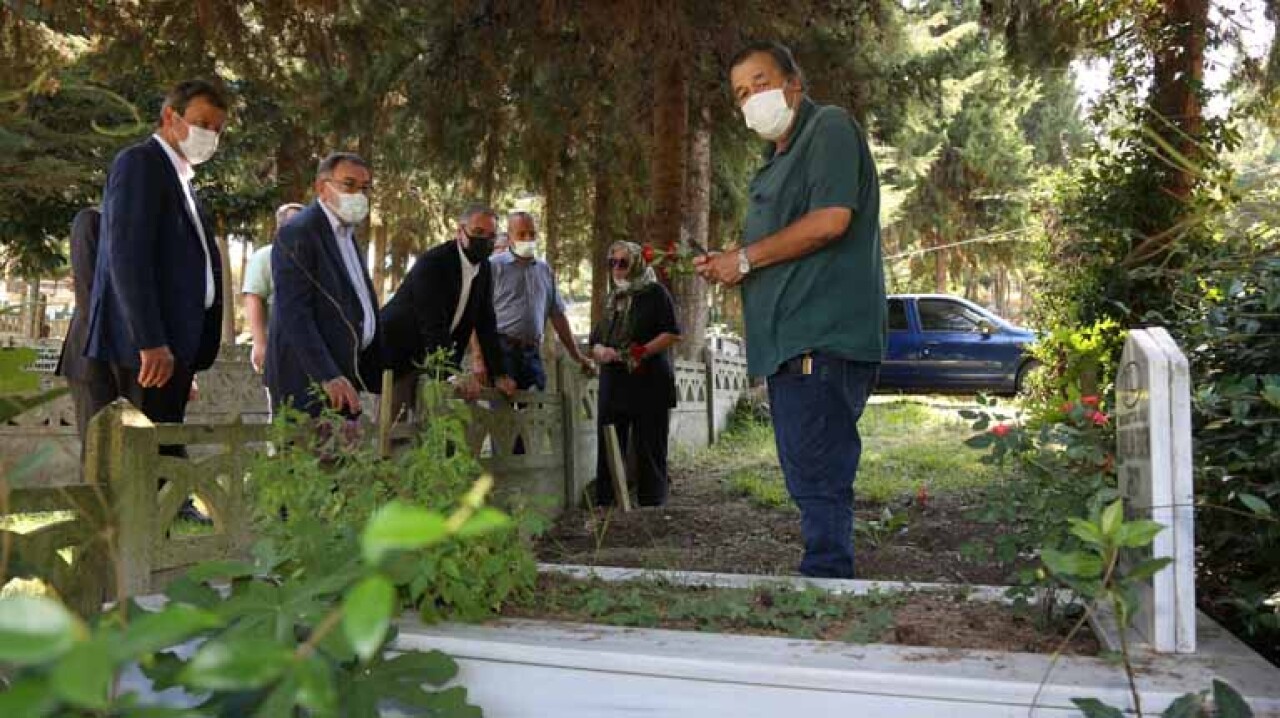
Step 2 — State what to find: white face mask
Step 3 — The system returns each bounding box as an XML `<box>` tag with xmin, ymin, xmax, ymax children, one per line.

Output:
<box><xmin>741</xmin><ymin>88</ymin><xmax>794</xmax><ymax>141</ymax></box>
<box><xmin>331</xmin><ymin>190</ymin><xmax>369</xmax><ymax>225</ymax></box>
<box><xmin>178</xmin><ymin>124</ymin><xmax>220</xmax><ymax>166</ymax></box>
<box><xmin>511</xmin><ymin>240</ymin><xmax>537</xmax><ymax>259</ymax></box>
<box><xmin>613</xmin><ymin>278</ymin><xmax>630</xmax><ymax>291</ymax></box>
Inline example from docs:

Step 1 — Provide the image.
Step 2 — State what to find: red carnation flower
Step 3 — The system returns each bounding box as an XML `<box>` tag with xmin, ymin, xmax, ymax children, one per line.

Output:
<box><xmin>641</xmin><ymin>244</ymin><xmax>655</xmax><ymax>263</ymax></box>
<box><xmin>629</xmin><ymin>344</ymin><xmax>647</xmax><ymax>361</ymax></box>
<box><xmin>1090</xmin><ymin>411</ymin><xmax>1110</xmax><ymax>427</ymax></box>
<box><xmin>1061</xmin><ymin>401</ymin><xmax>1075</xmax><ymax>414</ymax></box>
<box><xmin>1082</xmin><ymin>395</ymin><xmax>1101</xmax><ymax>408</ymax></box>
<box><xmin>991</xmin><ymin>423</ymin><xmax>1011</xmax><ymax>438</ymax></box>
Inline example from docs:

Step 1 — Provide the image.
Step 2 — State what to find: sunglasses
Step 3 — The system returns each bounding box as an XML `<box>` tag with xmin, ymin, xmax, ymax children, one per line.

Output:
<box><xmin>609</xmin><ymin>258</ymin><xmax>631</xmax><ymax>269</ymax></box>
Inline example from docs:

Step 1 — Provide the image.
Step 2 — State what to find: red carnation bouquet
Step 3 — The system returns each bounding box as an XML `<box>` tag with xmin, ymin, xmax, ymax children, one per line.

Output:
<box><xmin>641</xmin><ymin>240</ymin><xmax>702</xmax><ymax>279</ymax></box>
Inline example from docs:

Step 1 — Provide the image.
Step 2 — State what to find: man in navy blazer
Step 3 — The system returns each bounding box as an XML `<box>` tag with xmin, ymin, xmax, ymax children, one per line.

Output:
<box><xmin>266</xmin><ymin>152</ymin><xmax>382</xmax><ymax>418</ymax></box>
<box><xmin>381</xmin><ymin>203</ymin><xmax>516</xmax><ymax>420</ymax></box>
<box><xmin>85</xmin><ymin>79</ymin><xmax>228</xmax><ymax>425</ymax></box>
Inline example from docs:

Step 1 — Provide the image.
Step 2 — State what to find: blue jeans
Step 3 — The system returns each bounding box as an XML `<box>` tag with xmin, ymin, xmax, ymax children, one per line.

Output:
<box><xmin>499</xmin><ymin>339</ymin><xmax>546</xmax><ymax>391</ymax></box>
<box><xmin>767</xmin><ymin>354</ymin><xmax>878</xmax><ymax>578</ymax></box>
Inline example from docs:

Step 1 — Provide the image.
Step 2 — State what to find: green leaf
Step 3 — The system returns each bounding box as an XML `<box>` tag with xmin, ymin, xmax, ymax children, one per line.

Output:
<box><xmin>50</xmin><ymin>638</ymin><xmax>114</xmax><ymax>709</ymax></box>
<box><xmin>1042</xmin><ymin>549</ymin><xmax>1103</xmax><ymax>578</ymax></box>
<box><xmin>1125</xmin><ymin>557</ymin><xmax>1173</xmax><ymax>583</ymax></box>
<box><xmin>116</xmin><ymin>605</ymin><xmax>224</xmax><ymax>660</ymax></box>
<box><xmin>179</xmin><ymin>637</ymin><xmax>295</xmax><ymax>691</ymax></box>
<box><xmin>1067</xmin><ymin>517</ymin><xmax>1104</xmax><ymax>545</ymax></box>
<box><xmin>1238</xmin><ymin>493</ymin><xmax>1272</xmax><ymax>517</ymax></box>
<box><xmin>1161</xmin><ymin>690</ymin><xmax>1206</xmax><ymax>718</ymax></box>
<box><xmin>379</xmin><ymin>649</ymin><xmax>459</xmax><ymax>686</ymax></box>
<box><xmin>0</xmin><ymin>596</ymin><xmax>86</xmax><ymax>665</ymax></box>
<box><xmin>1212</xmin><ymin>679</ymin><xmax>1254</xmax><ymax>718</ymax></box>
<box><xmin>1100</xmin><ymin>500</ymin><xmax>1124</xmax><ymax>538</ymax></box>
<box><xmin>296</xmin><ymin>656</ymin><xmax>338</xmax><ymax>715</ymax></box>
<box><xmin>964</xmin><ymin>433</ymin><xmax>993</xmax><ymax>449</ymax></box>
<box><xmin>164</xmin><ymin>575</ymin><xmax>222</xmax><ymax>609</ymax></box>
<box><xmin>1070</xmin><ymin>697</ymin><xmax>1125</xmax><ymax>717</ymax></box>
<box><xmin>343</xmin><ymin>575</ymin><xmax>396</xmax><ymax>663</ymax></box>
<box><xmin>455</xmin><ymin>507</ymin><xmax>511</xmax><ymax>538</ymax></box>
<box><xmin>185</xmin><ymin>560</ymin><xmax>257</xmax><ymax>583</ymax></box>
<box><xmin>361</xmin><ymin>501</ymin><xmax>450</xmax><ymax>564</ymax></box>
<box><xmin>253</xmin><ymin>672</ymin><xmax>300</xmax><ymax>718</ymax></box>
<box><xmin>1115</xmin><ymin>520</ymin><xmax>1165</xmax><ymax>548</ymax></box>
<box><xmin>0</xmin><ymin>676</ymin><xmax>56</xmax><ymax>717</ymax></box>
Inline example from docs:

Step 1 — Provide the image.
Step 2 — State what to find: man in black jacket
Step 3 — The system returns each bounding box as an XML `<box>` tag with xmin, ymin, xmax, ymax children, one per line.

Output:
<box><xmin>381</xmin><ymin>203</ymin><xmax>515</xmax><ymax>420</ymax></box>
<box><xmin>56</xmin><ymin>207</ymin><xmax>116</xmax><ymax>440</ymax></box>
<box><xmin>266</xmin><ymin>152</ymin><xmax>382</xmax><ymax>418</ymax></box>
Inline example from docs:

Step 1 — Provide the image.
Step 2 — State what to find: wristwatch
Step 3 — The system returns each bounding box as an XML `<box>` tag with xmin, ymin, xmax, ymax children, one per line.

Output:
<box><xmin>737</xmin><ymin>247</ymin><xmax>751</xmax><ymax>276</ymax></box>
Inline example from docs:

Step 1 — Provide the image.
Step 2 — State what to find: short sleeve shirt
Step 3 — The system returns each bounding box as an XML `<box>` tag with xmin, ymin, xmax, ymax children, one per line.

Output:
<box><xmin>740</xmin><ymin>97</ymin><xmax>886</xmax><ymax>377</ymax></box>
<box><xmin>488</xmin><ymin>251</ymin><xmax>567</xmax><ymax>342</ymax></box>
<box><xmin>242</xmin><ymin>243</ymin><xmax>274</xmax><ymax>306</ymax></box>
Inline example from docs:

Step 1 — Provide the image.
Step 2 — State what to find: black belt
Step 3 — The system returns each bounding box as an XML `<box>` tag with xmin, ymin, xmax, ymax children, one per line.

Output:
<box><xmin>500</xmin><ymin>335</ymin><xmax>540</xmax><ymax>349</ymax></box>
<box><xmin>775</xmin><ymin>352</ymin><xmax>815</xmax><ymax>376</ymax></box>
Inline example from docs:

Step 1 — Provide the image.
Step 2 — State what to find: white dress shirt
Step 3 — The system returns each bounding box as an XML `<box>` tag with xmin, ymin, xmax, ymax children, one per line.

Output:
<box><xmin>318</xmin><ymin>202</ymin><xmax>377</xmax><ymax>349</ymax></box>
<box><xmin>451</xmin><ymin>240</ymin><xmax>481</xmax><ymax>333</ymax></box>
<box><xmin>153</xmin><ymin>134</ymin><xmax>215</xmax><ymax>309</ymax></box>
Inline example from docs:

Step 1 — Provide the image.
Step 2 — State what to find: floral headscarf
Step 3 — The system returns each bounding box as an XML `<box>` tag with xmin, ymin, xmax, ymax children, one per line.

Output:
<box><xmin>601</xmin><ymin>241</ymin><xmax>659</xmax><ymax>349</ymax></box>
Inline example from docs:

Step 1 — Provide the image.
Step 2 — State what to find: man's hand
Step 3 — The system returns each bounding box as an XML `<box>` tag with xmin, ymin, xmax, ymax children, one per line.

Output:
<box><xmin>575</xmin><ymin>354</ymin><xmax>597</xmax><ymax>376</ymax></box>
<box><xmin>455</xmin><ymin>373</ymin><xmax>483</xmax><ymax>402</ymax></box>
<box><xmin>138</xmin><ymin>346</ymin><xmax>175</xmax><ymax>388</ymax></box>
<box><xmin>494</xmin><ymin>375</ymin><xmax>517</xmax><ymax>398</ymax></box>
<box><xmin>188</xmin><ymin>377</ymin><xmax>200</xmax><ymax>403</ymax></box>
<box><xmin>592</xmin><ymin>344</ymin><xmax>621</xmax><ymax>364</ymax></box>
<box><xmin>693</xmin><ymin>250</ymin><xmax>744</xmax><ymax>287</ymax></box>
<box><xmin>251</xmin><ymin>342</ymin><xmax>266</xmax><ymax>374</ymax></box>
<box><xmin>323</xmin><ymin>376</ymin><xmax>361</xmax><ymax>414</ymax></box>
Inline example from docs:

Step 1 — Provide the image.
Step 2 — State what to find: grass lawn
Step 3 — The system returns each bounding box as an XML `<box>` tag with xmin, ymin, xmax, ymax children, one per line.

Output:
<box><xmin>692</xmin><ymin>398</ymin><xmax>1006</xmax><ymax>509</ymax></box>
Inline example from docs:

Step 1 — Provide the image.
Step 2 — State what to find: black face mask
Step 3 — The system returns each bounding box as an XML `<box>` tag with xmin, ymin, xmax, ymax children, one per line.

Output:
<box><xmin>462</xmin><ymin>231</ymin><xmax>495</xmax><ymax>264</ymax></box>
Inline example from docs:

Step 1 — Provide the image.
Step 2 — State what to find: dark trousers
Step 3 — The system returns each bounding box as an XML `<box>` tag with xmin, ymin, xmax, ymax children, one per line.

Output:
<box><xmin>107</xmin><ymin>361</ymin><xmax>195</xmax><ymax>425</ymax></box>
<box><xmin>67</xmin><ymin>360</ymin><xmax>121</xmax><ymax>443</ymax></box>
<box><xmin>767</xmin><ymin>354</ymin><xmax>878</xmax><ymax>579</ymax></box>
<box><xmin>594</xmin><ymin>407</ymin><xmax>671</xmax><ymax>507</ymax></box>
<box><xmin>498</xmin><ymin>338</ymin><xmax>547</xmax><ymax>391</ymax></box>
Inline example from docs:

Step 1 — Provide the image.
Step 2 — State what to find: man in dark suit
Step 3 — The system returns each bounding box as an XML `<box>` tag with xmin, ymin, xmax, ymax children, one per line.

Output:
<box><xmin>266</xmin><ymin>152</ymin><xmax>382</xmax><ymax>418</ymax></box>
<box><xmin>381</xmin><ymin>203</ymin><xmax>516</xmax><ymax>420</ymax></box>
<box><xmin>56</xmin><ymin>207</ymin><xmax>117</xmax><ymax>440</ymax></box>
<box><xmin>85</xmin><ymin>79</ymin><xmax>228</xmax><ymax>426</ymax></box>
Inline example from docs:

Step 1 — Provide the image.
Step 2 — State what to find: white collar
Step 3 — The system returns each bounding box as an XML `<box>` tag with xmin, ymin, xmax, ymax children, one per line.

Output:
<box><xmin>152</xmin><ymin>133</ymin><xmax>194</xmax><ymax>184</ymax></box>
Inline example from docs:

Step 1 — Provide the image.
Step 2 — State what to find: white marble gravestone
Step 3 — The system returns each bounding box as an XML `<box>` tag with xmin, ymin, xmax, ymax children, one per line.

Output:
<box><xmin>1115</xmin><ymin>327</ymin><xmax>1196</xmax><ymax>653</ymax></box>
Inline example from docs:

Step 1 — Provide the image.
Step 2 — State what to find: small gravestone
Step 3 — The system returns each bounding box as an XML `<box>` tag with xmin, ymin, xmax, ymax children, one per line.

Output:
<box><xmin>1115</xmin><ymin>327</ymin><xmax>1196</xmax><ymax>653</ymax></box>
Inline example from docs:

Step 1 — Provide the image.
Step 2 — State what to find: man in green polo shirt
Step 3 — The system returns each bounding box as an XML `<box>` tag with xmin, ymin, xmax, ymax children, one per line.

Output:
<box><xmin>695</xmin><ymin>41</ymin><xmax>885</xmax><ymax>578</ymax></box>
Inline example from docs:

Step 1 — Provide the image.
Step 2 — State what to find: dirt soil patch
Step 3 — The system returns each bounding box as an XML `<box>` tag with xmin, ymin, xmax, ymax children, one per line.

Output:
<box><xmin>503</xmin><ymin>573</ymin><xmax>1098</xmax><ymax>656</ymax></box>
<box><xmin>536</xmin><ymin>468</ymin><xmax>1022</xmax><ymax>585</ymax></box>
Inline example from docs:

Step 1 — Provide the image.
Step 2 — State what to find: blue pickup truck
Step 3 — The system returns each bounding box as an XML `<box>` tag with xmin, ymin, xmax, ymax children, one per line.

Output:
<box><xmin>878</xmin><ymin>294</ymin><xmax>1039</xmax><ymax>395</ymax></box>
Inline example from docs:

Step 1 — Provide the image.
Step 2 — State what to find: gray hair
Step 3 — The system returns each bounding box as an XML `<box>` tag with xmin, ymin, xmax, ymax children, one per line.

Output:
<box><xmin>316</xmin><ymin>152</ymin><xmax>370</xmax><ymax>179</ymax></box>
<box><xmin>275</xmin><ymin>202</ymin><xmax>305</xmax><ymax>228</ymax></box>
<box><xmin>507</xmin><ymin>210</ymin><xmax>536</xmax><ymax>227</ymax></box>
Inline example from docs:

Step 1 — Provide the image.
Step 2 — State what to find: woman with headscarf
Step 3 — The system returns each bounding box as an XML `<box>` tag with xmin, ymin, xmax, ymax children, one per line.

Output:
<box><xmin>589</xmin><ymin>241</ymin><xmax>682</xmax><ymax>507</ymax></box>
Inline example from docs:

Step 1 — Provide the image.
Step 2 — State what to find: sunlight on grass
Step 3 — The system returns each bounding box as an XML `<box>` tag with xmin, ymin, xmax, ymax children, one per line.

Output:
<box><xmin>0</xmin><ymin>511</ymin><xmax>75</xmax><ymax>534</ymax></box>
<box><xmin>687</xmin><ymin>399</ymin><xmax>1006</xmax><ymax>509</ymax></box>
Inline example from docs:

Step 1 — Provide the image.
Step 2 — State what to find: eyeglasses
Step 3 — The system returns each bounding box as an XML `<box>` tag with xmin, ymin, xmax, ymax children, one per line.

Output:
<box><xmin>324</xmin><ymin>178</ymin><xmax>374</xmax><ymax>194</ymax></box>
<box><xmin>609</xmin><ymin>258</ymin><xmax>631</xmax><ymax>269</ymax></box>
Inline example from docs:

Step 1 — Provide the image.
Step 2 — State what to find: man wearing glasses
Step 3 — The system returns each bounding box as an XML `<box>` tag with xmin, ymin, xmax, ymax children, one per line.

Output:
<box><xmin>266</xmin><ymin>152</ymin><xmax>383</xmax><ymax>418</ymax></box>
<box><xmin>381</xmin><ymin>203</ymin><xmax>517</xmax><ymax>422</ymax></box>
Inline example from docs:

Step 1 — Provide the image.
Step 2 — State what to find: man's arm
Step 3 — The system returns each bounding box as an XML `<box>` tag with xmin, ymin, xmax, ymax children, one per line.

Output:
<box><xmin>69</xmin><ymin>208</ymin><xmax>101</xmax><ymax>314</ymax></box>
<box><xmin>549</xmin><ymin>312</ymin><xmax>588</xmax><ymax>364</ymax></box>
<box><xmin>694</xmin><ymin>208</ymin><xmax>850</xmax><ymax>286</ymax></box>
<box><xmin>244</xmin><ymin>293</ymin><xmax>269</xmax><ymax>373</ymax></box>
<box><xmin>104</xmin><ymin>151</ymin><xmax>166</xmax><ymax>351</ymax></box>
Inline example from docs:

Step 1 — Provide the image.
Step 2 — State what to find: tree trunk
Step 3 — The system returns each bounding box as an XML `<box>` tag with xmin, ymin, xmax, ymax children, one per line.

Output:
<box><xmin>372</xmin><ymin>221</ymin><xmax>388</xmax><ymax>303</ymax></box>
<box><xmin>649</xmin><ymin>52</ymin><xmax>688</xmax><ymax>265</ymax></box>
<box><xmin>1147</xmin><ymin>0</ymin><xmax>1207</xmax><ymax>211</ymax></box>
<box><xmin>24</xmin><ymin>277</ymin><xmax>40</xmax><ymax>339</ymax></box>
<box><xmin>589</xmin><ymin>153</ymin><xmax>613</xmax><ymax>330</ymax></box>
<box><xmin>275</xmin><ymin>122</ymin><xmax>312</xmax><ymax>204</ymax></box>
<box><xmin>673</xmin><ymin>103</ymin><xmax>710</xmax><ymax>360</ymax></box>
<box><xmin>933</xmin><ymin>237</ymin><xmax>948</xmax><ymax>294</ymax></box>
<box><xmin>217</xmin><ymin>218</ymin><xmax>235</xmax><ymax>345</ymax></box>
<box><xmin>543</xmin><ymin>159</ymin><xmax>561</xmax><ymax>276</ymax></box>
